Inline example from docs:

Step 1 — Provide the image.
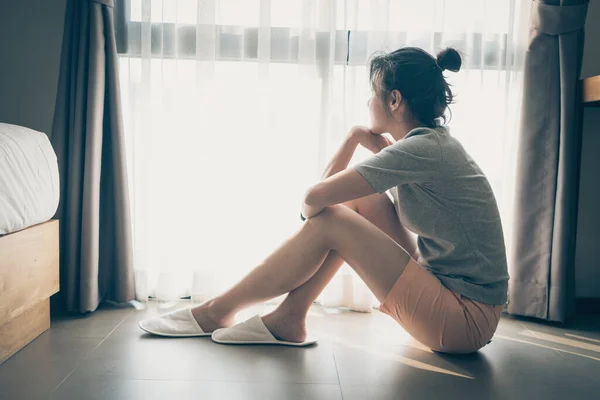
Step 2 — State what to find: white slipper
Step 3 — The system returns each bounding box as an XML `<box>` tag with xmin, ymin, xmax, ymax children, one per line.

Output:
<box><xmin>138</xmin><ymin>307</ymin><xmax>211</xmax><ymax>337</ymax></box>
<box><xmin>211</xmin><ymin>315</ymin><xmax>317</xmax><ymax>347</ymax></box>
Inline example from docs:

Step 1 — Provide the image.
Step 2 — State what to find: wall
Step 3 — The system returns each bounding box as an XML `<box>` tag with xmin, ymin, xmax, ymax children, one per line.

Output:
<box><xmin>575</xmin><ymin>0</ymin><xmax>600</xmax><ymax>298</ymax></box>
<box><xmin>0</xmin><ymin>0</ymin><xmax>67</xmax><ymax>136</ymax></box>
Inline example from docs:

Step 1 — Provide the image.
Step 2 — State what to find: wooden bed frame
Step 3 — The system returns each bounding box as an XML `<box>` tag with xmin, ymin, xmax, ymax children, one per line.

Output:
<box><xmin>0</xmin><ymin>220</ymin><xmax>59</xmax><ymax>364</ymax></box>
<box><xmin>582</xmin><ymin>75</ymin><xmax>600</xmax><ymax>105</ymax></box>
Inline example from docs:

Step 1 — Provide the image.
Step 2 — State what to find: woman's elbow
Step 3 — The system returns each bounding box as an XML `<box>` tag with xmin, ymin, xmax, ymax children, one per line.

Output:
<box><xmin>303</xmin><ymin>185</ymin><xmax>322</xmax><ymax>208</ymax></box>
<box><xmin>302</xmin><ymin>187</ymin><xmax>328</xmax><ymax>219</ymax></box>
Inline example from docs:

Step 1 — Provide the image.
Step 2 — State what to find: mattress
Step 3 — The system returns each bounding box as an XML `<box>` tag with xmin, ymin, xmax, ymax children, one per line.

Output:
<box><xmin>0</xmin><ymin>123</ymin><xmax>59</xmax><ymax>235</ymax></box>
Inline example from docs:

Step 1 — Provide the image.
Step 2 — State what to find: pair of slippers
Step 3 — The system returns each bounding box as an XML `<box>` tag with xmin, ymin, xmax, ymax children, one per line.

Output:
<box><xmin>138</xmin><ymin>307</ymin><xmax>317</xmax><ymax>347</ymax></box>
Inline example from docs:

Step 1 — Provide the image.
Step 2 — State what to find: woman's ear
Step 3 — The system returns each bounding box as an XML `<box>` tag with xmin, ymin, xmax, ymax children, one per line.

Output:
<box><xmin>389</xmin><ymin>90</ymin><xmax>402</xmax><ymax>112</ymax></box>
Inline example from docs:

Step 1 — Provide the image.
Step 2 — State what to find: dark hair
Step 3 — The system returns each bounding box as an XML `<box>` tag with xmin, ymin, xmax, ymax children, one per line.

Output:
<box><xmin>369</xmin><ymin>47</ymin><xmax>462</xmax><ymax>127</ymax></box>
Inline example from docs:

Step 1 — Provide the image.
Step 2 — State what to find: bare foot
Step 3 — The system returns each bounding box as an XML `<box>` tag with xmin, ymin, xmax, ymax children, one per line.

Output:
<box><xmin>191</xmin><ymin>301</ymin><xmax>235</xmax><ymax>333</ymax></box>
<box><xmin>261</xmin><ymin>309</ymin><xmax>307</xmax><ymax>343</ymax></box>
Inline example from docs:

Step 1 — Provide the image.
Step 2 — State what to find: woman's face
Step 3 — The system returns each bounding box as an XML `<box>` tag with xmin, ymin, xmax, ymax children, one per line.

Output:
<box><xmin>368</xmin><ymin>91</ymin><xmax>389</xmax><ymax>134</ymax></box>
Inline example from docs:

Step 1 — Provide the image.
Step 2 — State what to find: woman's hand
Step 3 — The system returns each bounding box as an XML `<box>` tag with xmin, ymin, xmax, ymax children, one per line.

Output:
<box><xmin>349</xmin><ymin>126</ymin><xmax>394</xmax><ymax>154</ymax></box>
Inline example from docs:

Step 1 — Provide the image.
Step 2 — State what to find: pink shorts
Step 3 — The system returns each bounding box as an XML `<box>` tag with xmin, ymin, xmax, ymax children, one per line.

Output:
<box><xmin>379</xmin><ymin>258</ymin><xmax>504</xmax><ymax>354</ymax></box>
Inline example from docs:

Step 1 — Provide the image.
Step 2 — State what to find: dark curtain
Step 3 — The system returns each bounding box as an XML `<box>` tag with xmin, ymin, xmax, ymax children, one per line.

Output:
<box><xmin>51</xmin><ymin>0</ymin><xmax>134</xmax><ymax>313</ymax></box>
<box><xmin>509</xmin><ymin>0</ymin><xmax>589</xmax><ymax>322</ymax></box>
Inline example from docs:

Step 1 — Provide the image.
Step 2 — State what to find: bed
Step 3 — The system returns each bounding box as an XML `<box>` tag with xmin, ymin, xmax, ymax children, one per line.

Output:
<box><xmin>0</xmin><ymin>123</ymin><xmax>60</xmax><ymax>364</ymax></box>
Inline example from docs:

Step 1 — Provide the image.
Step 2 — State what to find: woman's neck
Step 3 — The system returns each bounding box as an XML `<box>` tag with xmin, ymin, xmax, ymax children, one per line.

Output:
<box><xmin>388</xmin><ymin>119</ymin><xmax>421</xmax><ymax>141</ymax></box>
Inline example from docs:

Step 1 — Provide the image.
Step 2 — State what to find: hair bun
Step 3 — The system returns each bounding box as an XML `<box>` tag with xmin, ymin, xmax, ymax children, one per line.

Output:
<box><xmin>436</xmin><ymin>48</ymin><xmax>461</xmax><ymax>72</ymax></box>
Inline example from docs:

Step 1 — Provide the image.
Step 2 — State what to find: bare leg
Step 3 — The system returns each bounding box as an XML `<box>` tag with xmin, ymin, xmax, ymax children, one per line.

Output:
<box><xmin>194</xmin><ymin>194</ymin><xmax>416</xmax><ymax>341</ymax></box>
<box><xmin>278</xmin><ymin>193</ymin><xmax>417</xmax><ymax>316</ymax></box>
<box><xmin>260</xmin><ymin>195</ymin><xmax>416</xmax><ymax>341</ymax></box>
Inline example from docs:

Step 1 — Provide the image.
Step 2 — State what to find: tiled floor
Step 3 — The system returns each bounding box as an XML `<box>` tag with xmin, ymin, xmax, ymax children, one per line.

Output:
<box><xmin>1</xmin><ymin>301</ymin><xmax>599</xmax><ymax>400</ymax></box>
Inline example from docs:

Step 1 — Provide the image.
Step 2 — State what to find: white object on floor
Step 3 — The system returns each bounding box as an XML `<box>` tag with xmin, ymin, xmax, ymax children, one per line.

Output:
<box><xmin>129</xmin><ymin>300</ymin><xmax>146</xmax><ymax>310</ymax></box>
<box><xmin>211</xmin><ymin>315</ymin><xmax>318</xmax><ymax>347</ymax></box>
<box><xmin>0</xmin><ymin>123</ymin><xmax>59</xmax><ymax>235</ymax></box>
<box><xmin>138</xmin><ymin>307</ymin><xmax>211</xmax><ymax>337</ymax></box>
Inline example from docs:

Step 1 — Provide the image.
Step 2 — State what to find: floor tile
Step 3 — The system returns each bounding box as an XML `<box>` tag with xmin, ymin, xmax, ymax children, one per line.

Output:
<box><xmin>51</xmin><ymin>377</ymin><xmax>342</xmax><ymax>400</ymax></box>
<box><xmin>0</xmin><ymin>330</ymin><xmax>103</xmax><ymax>399</ymax></box>
<box><xmin>77</xmin><ymin>334</ymin><xmax>338</xmax><ymax>383</ymax></box>
<box><xmin>88</xmin><ymin>301</ymin><xmax>340</xmax><ymax>384</ymax></box>
<box><xmin>3</xmin><ymin>300</ymin><xmax>599</xmax><ymax>400</ymax></box>
<box><xmin>50</xmin><ymin>304</ymin><xmax>134</xmax><ymax>339</ymax></box>
<box><xmin>505</xmin><ymin>313</ymin><xmax>600</xmax><ymax>360</ymax></box>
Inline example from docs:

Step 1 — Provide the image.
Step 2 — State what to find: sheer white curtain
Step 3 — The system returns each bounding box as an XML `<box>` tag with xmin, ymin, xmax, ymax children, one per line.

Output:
<box><xmin>118</xmin><ymin>0</ymin><xmax>531</xmax><ymax>310</ymax></box>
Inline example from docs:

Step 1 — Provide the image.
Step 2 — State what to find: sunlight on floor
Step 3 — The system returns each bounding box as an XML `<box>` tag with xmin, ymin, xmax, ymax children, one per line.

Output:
<box><xmin>318</xmin><ymin>332</ymin><xmax>474</xmax><ymax>379</ymax></box>
<box><xmin>564</xmin><ymin>333</ymin><xmax>600</xmax><ymax>344</ymax></box>
<box><xmin>521</xmin><ymin>330</ymin><xmax>600</xmax><ymax>353</ymax></box>
<box><xmin>495</xmin><ymin>333</ymin><xmax>600</xmax><ymax>362</ymax></box>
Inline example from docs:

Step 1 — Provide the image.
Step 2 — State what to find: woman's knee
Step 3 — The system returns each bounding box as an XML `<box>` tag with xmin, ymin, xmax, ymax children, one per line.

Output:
<box><xmin>322</xmin><ymin>204</ymin><xmax>356</xmax><ymax>219</ymax></box>
<box><xmin>305</xmin><ymin>205</ymin><xmax>357</xmax><ymax>234</ymax></box>
<box><xmin>303</xmin><ymin>206</ymin><xmax>348</xmax><ymax>248</ymax></box>
<box><xmin>306</xmin><ymin>205</ymin><xmax>349</xmax><ymax>226</ymax></box>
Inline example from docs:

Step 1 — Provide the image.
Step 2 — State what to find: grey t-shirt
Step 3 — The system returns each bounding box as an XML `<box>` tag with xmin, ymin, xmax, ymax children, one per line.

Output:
<box><xmin>354</xmin><ymin>126</ymin><xmax>509</xmax><ymax>305</ymax></box>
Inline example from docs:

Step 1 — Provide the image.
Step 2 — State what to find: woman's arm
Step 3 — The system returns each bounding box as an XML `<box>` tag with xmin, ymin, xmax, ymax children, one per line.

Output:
<box><xmin>321</xmin><ymin>131</ymin><xmax>360</xmax><ymax>180</ymax></box>
<box><xmin>301</xmin><ymin>169</ymin><xmax>375</xmax><ymax>218</ymax></box>
<box><xmin>301</xmin><ymin>126</ymin><xmax>393</xmax><ymax>218</ymax></box>
<box><xmin>321</xmin><ymin>126</ymin><xmax>392</xmax><ymax>179</ymax></box>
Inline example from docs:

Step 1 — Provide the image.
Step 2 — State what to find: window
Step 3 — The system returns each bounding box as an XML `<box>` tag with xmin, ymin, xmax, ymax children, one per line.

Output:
<box><xmin>118</xmin><ymin>0</ymin><xmax>525</xmax><ymax>302</ymax></box>
<box><xmin>120</xmin><ymin>0</ymin><xmax>514</xmax><ymax>69</ymax></box>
